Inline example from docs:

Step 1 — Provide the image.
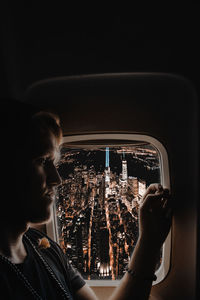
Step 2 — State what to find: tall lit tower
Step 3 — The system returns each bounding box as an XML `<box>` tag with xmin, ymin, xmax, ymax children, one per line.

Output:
<box><xmin>105</xmin><ymin>147</ymin><xmax>109</xmax><ymax>169</ymax></box>
<box><xmin>105</xmin><ymin>147</ymin><xmax>110</xmax><ymax>197</ymax></box>
<box><xmin>122</xmin><ymin>151</ymin><xmax>128</xmax><ymax>182</ymax></box>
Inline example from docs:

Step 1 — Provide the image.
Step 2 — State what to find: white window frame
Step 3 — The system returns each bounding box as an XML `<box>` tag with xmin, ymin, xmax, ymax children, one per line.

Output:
<box><xmin>47</xmin><ymin>133</ymin><xmax>171</xmax><ymax>287</ymax></box>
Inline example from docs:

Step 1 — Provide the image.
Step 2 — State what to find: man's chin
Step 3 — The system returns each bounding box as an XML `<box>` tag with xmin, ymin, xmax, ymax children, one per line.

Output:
<box><xmin>29</xmin><ymin>207</ymin><xmax>53</xmax><ymax>225</ymax></box>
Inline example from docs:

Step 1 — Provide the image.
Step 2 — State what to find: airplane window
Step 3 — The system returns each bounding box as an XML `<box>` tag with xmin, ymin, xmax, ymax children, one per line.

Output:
<box><xmin>47</xmin><ymin>134</ymin><xmax>171</xmax><ymax>286</ymax></box>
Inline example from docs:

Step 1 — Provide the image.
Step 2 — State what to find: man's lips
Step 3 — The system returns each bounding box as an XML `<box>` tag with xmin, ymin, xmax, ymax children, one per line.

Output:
<box><xmin>43</xmin><ymin>189</ymin><xmax>56</xmax><ymax>202</ymax></box>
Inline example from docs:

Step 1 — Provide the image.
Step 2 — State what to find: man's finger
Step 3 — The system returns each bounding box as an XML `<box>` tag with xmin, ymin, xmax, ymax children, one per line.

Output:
<box><xmin>141</xmin><ymin>183</ymin><xmax>163</xmax><ymax>205</ymax></box>
<box><xmin>141</xmin><ymin>192</ymin><xmax>166</xmax><ymax>210</ymax></box>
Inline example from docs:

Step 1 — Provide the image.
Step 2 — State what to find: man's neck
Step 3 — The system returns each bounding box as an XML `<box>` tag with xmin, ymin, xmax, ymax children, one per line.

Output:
<box><xmin>0</xmin><ymin>222</ymin><xmax>29</xmax><ymax>264</ymax></box>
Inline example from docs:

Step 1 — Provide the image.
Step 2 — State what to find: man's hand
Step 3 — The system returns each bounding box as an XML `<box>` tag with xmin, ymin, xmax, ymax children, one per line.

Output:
<box><xmin>139</xmin><ymin>183</ymin><xmax>172</xmax><ymax>249</ymax></box>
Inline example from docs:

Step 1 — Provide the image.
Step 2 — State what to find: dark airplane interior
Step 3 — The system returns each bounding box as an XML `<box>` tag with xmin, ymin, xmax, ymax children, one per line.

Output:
<box><xmin>0</xmin><ymin>5</ymin><xmax>199</xmax><ymax>300</ymax></box>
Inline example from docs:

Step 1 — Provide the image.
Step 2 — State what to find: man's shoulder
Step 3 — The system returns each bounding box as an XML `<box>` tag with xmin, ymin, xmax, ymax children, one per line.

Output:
<box><xmin>25</xmin><ymin>227</ymin><xmax>66</xmax><ymax>262</ymax></box>
<box><xmin>26</xmin><ymin>227</ymin><xmax>48</xmax><ymax>240</ymax></box>
<box><xmin>25</xmin><ymin>227</ymin><xmax>72</xmax><ymax>277</ymax></box>
<box><xmin>25</xmin><ymin>227</ymin><xmax>56</xmax><ymax>248</ymax></box>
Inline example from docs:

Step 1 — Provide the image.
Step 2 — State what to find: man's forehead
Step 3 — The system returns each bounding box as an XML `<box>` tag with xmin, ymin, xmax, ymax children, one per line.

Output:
<box><xmin>32</xmin><ymin>131</ymin><xmax>60</xmax><ymax>157</ymax></box>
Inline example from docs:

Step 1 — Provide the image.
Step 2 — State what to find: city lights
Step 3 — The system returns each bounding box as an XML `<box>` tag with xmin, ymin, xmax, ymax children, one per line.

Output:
<box><xmin>56</xmin><ymin>144</ymin><xmax>161</xmax><ymax>280</ymax></box>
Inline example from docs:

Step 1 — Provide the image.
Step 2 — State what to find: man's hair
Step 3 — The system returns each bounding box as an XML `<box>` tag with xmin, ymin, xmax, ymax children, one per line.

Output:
<box><xmin>0</xmin><ymin>100</ymin><xmax>62</xmax><ymax>198</ymax></box>
<box><xmin>31</xmin><ymin>111</ymin><xmax>63</xmax><ymax>145</ymax></box>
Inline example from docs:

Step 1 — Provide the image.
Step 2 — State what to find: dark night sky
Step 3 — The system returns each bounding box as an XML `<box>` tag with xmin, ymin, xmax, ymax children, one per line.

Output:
<box><xmin>58</xmin><ymin>148</ymin><xmax>160</xmax><ymax>185</ymax></box>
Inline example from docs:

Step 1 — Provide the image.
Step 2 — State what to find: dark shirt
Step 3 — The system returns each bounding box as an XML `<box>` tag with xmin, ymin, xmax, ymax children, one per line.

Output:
<box><xmin>0</xmin><ymin>228</ymin><xmax>85</xmax><ymax>299</ymax></box>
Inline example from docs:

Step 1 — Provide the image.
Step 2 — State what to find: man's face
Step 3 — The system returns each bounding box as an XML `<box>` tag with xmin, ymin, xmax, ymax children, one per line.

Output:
<box><xmin>25</xmin><ymin>130</ymin><xmax>61</xmax><ymax>224</ymax></box>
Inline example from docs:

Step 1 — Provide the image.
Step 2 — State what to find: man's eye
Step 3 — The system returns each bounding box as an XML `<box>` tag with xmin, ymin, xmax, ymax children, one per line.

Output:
<box><xmin>37</xmin><ymin>157</ymin><xmax>48</xmax><ymax>165</ymax></box>
<box><xmin>35</xmin><ymin>156</ymin><xmax>57</xmax><ymax>167</ymax></box>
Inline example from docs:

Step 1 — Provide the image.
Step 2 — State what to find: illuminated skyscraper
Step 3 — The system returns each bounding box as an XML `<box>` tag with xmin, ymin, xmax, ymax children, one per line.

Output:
<box><xmin>138</xmin><ymin>179</ymin><xmax>146</xmax><ymax>199</ymax></box>
<box><xmin>122</xmin><ymin>151</ymin><xmax>128</xmax><ymax>182</ymax></box>
<box><xmin>105</xmin><ymin>147</ymin><xmax>110</xmax><ymax>197</ymax></box>
<box><xmin>105</xmin><ymin>147</ymin><xmax>109</xmax><ymax>168</ymax></box>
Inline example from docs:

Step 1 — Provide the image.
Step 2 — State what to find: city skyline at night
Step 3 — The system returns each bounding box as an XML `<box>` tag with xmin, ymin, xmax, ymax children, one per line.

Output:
<box><xmin>56</xmin><ymin>144</ymin><xmax>161</xmax><ymax>280</ymax></box>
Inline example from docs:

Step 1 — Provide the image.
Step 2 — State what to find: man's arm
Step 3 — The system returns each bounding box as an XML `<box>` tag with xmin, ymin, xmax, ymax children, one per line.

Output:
<box><xmin>74</xmin><ymin>284</ymin><xmax>98</xmax><ymax>300</ymax></box>
<box><xmin>108</xmin><ymin>238</ymin><xmax>160</xmax><ymax>300</ymax></box>
<box><xmin>74</xmin><ymin>184</ymin><xmax>172</xmax><ymax>300</ymax></box>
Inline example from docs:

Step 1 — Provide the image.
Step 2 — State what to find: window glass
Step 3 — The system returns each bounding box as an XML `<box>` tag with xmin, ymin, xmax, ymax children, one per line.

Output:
<box><xmin>56</xmin><ymin>142</ymin><xmax>161</xmax><ymax>280</ymax></box>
